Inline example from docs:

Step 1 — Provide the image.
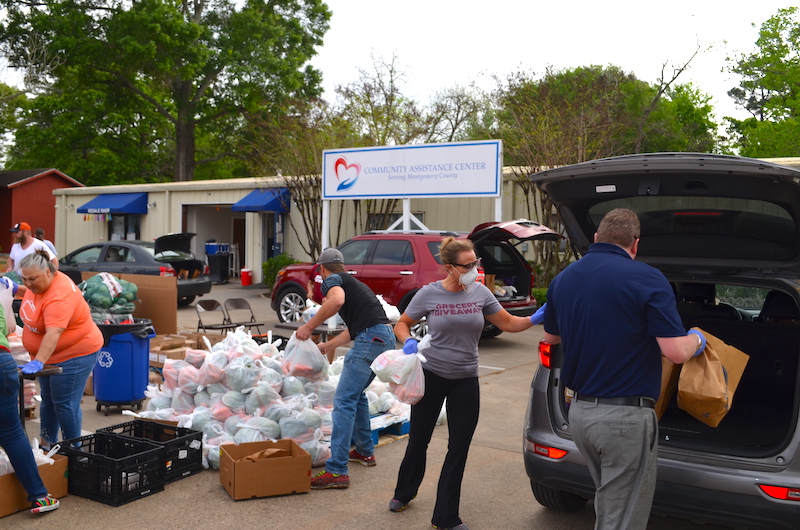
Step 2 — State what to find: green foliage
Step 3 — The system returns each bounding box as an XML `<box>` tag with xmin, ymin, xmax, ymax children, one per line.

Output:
<box><xmin>262</xmin><ymin>253</ymin><xmax>299</xmax><ymax>287</ymax></box>
<box><xmin>726</xmin><ymin>8</ymin><xmax>800</xmax><ymax>156</ymax></box>
<box><xmin>531</xmin><ymin>288</ymin><xmax>548</xmax><ymax>307</ymax></box>
<box><xmin>494</xmin><ymin>65</ymin><xmax>720</xmax><ymax>167</ymax></box>
<box><xmin>486</xmin><ymin>65</ymin><xmax>719</xmax><ymax>286</ymax></box>
<box><xmin>1</xmin><ymin>0</ymin><xmax>331</xmax><ymax>183</ymax></box>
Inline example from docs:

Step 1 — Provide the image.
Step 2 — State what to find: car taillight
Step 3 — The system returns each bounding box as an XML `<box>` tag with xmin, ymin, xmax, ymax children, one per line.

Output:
<box><xmin>759</xmin><ymin>485</ymin><xmax>800</xmax><ymax>501</ymax></box>
<box><xmin>204</xmin><ymin>265</ymin><xmax>210</xmax><ymax>275</ymax></box>
<box><xmin>525</xmin><ymin>440</ymin><xmax>568</xmax><ymax>459</ymax></box>
<box><xmin>539</xmin><ymin>339</ymin><xmax>552</xmax><ymax>368</ymax></box>
<box><xmin>159</xmin><ymin>266</ymin><xmax>176</xmax><ymax>277</ymax></box>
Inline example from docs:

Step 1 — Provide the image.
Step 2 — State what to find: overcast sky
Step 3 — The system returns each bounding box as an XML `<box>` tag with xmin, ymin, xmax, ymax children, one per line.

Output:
<box><xmin>311</xmin><ymin>1</ymin><xmax>793</xmax><ymax>123</ymax></box>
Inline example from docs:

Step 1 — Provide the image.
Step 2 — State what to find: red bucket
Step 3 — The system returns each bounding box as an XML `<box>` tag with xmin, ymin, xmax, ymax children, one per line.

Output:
<box><xmin>241</xmin><ymin>268</ymin><xmax>252</xmax><ymax>286</ymax></box>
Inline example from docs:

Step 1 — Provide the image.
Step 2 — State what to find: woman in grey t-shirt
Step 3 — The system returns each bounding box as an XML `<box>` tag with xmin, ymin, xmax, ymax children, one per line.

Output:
<box><xmin>388</xmin><ymin>236</ymin><xmax>537</xmax><ymax>530</ymax></box>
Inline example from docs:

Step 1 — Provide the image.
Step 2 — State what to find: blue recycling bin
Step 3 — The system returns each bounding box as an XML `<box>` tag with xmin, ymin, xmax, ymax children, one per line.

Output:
<box><xmin>93</xmin><ymin>320</ymin><xmax>155</xmax><ymax>415</ymax></box>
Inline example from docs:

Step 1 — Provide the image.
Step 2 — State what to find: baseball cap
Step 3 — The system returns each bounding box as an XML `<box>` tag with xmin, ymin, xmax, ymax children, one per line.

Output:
<box><xmin>318</xmin><ymin>248</ymin><xmax>343</xmax><ymax>265</ymax></box>
<box><xmin>9</xmin><ymin>222</ymin><xmax>31</xmax><ymax>233</ymax></box>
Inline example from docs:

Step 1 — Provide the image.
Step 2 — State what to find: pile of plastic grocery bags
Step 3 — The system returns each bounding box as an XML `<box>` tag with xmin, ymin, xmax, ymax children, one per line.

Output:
<box><xmin>132</xmin><ymin>327</ymin><xmax>411</xmax><ymax>470</ymax></box>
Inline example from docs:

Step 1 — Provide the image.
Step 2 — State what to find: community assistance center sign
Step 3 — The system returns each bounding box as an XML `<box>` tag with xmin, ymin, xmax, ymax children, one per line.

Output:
<box><xmin>322</xmin><ymin>140</ymin><xmax>502</xmax><ymax>200</ymax></box>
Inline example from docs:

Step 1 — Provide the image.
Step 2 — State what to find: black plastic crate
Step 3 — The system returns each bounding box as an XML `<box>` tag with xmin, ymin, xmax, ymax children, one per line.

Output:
<box><xmin>98</xmin><ymin>419</ymin><xmax>203</xmax><ymax>483</ymax></box>
<box><xmin>59</xmin><ymin>432</ymin><xmax>165</xmax><ymax>506</ymax></box>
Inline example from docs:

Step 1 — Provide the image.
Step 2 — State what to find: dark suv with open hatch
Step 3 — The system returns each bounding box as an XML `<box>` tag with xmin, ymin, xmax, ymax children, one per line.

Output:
<box><xmin>524</xmin><ymin>153</ymin><xmax>800</xmax><ymax>529</ymax></box>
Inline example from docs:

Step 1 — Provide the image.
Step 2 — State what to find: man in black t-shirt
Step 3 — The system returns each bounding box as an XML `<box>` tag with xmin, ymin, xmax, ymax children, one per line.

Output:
<box><xmin>297</xmin><ymin>248</ymin><xmax>394</xmax><ymax>490</ymax></box>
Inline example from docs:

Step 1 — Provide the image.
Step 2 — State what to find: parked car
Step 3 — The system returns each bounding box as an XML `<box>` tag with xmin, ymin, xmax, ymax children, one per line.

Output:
<box><xmin>59</xmin><ymin>233</ymin><xmax>212</xmax><ymax>307</ymax></box>
<box><xmin>524</xmin><ymin>153</ymin><xmax>800</xmax><ymax>529</ymax></box>
<box><xmin>271</xmin><ymin>219</ymin><xmax>561</xmax><ymax>337</ymax></box>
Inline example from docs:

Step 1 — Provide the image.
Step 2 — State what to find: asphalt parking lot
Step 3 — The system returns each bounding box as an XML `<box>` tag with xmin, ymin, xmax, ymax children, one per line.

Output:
<box><xmin>10</xmin><ymin>279</ymin><xmax>732</xmax><ymax>529</ymax></box>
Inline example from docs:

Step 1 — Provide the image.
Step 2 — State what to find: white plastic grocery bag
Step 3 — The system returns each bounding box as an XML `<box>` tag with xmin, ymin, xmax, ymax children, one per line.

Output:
<box><xmin>371</xmin><ymin>335</ymin><xmax>430</xmax><ymax>385</ymax></box>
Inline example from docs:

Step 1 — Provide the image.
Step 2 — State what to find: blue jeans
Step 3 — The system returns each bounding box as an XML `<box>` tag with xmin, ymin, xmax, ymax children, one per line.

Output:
<box><xmin>0</xmin><ymin>351</ymin><xmax>47</xmax><ymax>502</ymax></box>
<box><xmin>38</xmin><ymin>351</ymin><xmax>98</xmax><ymax>445</ymax></box>
<box><xmin>325</xmin><ymin>324</ymin><xmax>394</xmax><ymax>476</ymax></box>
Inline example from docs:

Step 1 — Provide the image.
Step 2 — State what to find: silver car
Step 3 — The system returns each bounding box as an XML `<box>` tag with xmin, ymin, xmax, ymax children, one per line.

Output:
<box><xmin>524</xmin><ymin>153</ymin><xmax>800</xmax><ymax>529</ymax></box>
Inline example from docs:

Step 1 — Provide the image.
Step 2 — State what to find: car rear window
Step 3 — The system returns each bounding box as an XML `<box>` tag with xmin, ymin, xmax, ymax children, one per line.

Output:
<box><xmin>371</xmin><ymin>240</ymin><xmax>413</xmax><ymax>265</ymax></box>
<box><xmin>427</xmin><ymin>242</ymin><xmax>443</xmax><ymax>264</ymax></box>
<box><xmin>339</xmin><ymin>239</ymin><xmax>372</xmax><ymax>265</ymax></box>
<box><xmin>588</xmin><ymin>197</ymin><xmax>796</xmax><ymax>260</ymax></box>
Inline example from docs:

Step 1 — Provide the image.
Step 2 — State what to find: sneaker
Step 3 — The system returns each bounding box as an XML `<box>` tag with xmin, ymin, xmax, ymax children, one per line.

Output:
<box><xmin>31</xmin><ymin>496</ymin><xmax>59</xmax><ymax>514</ymax></box>
<box><xmin>349</xmin><ymin>449</ymin><xmax>376</xmax><ymax>467</ymax></box>
<box><xmin>432</xmin><ymin>524</ymin><xmax>469</xmax><ymax>530</ymax></box>
<box><xmin>389</xmin><ymin>498</ymin><xmax>410</xmax><ymax>512</ymax></box>
<box><xmin>311</xmin><ymin>470</ymin><xmax>350</xmax><ymax>489</ymax></box>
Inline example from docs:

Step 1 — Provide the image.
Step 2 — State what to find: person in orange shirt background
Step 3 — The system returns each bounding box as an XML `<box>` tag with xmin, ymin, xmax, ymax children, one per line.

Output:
<box><xmin>17</xmin><ymin>250</ymin><xmax>103</xmax><ymax>449</ymax></box>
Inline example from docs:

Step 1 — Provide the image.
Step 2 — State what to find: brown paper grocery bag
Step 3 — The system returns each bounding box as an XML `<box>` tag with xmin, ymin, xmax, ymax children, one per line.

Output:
<box><xmin>677</xmin><ymin>327</ymin><xmax>750</xmax><ymax>427</ymax></box>
<box><xmin>655</xmin><ymin>356</ymin><xmax>681</xmax><ymax>420</ymax></box>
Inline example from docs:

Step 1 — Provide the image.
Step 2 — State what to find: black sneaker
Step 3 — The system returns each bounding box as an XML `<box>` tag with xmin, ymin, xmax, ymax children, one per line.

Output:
<box><xmin>432</xmin><ymin>524</ymin><xmax>469</xmax><ymax>530</ymax></box>
<box><xmin>389</xmin><ymin>498</ymin><xmax>410</xmax><ymax>512</ymax></box>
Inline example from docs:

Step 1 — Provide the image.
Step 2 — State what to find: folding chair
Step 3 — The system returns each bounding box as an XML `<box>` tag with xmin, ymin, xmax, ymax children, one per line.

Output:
<box><xmin>196</xmin><ymin>299</ymin><xmax>238</xmax><ymax>334</ymax></box>
<box><xmin>224</xmin><ymin>298</ymin><xmax>266</xmax><ymax>335</ymax></box>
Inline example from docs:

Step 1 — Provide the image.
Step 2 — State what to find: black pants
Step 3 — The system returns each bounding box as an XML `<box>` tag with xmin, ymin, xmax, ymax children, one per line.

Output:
<box><xmin>394</xmin><ymin>369</ymin><xmax>480</xmax><ymax>528</ymax></box>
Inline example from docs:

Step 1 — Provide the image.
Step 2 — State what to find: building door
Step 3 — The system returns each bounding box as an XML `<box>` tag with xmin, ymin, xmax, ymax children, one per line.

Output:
<box><xmin>232</xmin><ymin>217</ymin><xmax>245</xmax><ymax>277</ymax></box>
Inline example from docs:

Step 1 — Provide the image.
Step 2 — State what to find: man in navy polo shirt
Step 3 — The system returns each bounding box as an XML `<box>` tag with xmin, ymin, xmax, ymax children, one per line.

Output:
<box><xmin>542</xmin><ymin>208</ymin><xmax>705</xmax><ymax>530</ymax></box>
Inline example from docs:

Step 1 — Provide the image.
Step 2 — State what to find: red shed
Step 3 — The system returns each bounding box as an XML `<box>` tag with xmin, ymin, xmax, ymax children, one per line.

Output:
<box><xmin>0</xmin><ymin>168</ymin><xmax>83</xmax><ymax>254</ymax></box>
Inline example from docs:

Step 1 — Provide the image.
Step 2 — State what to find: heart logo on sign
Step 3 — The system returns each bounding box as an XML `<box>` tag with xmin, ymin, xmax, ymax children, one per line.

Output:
<box><xmin>334</xmin><ymin>157</ymin><xmax>360</xmax><ymax>192</ymax></box>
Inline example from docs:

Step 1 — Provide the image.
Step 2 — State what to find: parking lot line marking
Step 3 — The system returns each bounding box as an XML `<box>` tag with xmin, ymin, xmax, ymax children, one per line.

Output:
<box><xmin>479</xmin><ymin>364</ymin><xmax>505</xmax><ymax>371</ymax></box>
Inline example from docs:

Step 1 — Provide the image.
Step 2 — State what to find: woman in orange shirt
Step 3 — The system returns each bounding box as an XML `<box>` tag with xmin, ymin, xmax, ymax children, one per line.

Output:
<box><xmin>17</xmin><ymin>251</ymin><xmax>103</xmax><ymax>448</ymax></box>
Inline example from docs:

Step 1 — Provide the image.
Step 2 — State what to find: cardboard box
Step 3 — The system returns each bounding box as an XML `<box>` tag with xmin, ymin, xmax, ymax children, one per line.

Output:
<box><xmin>149</xmin><ymin>347</ymin><xmax>189</xmax><ymax>369</ymax></box>
<box><xmin>151</xmin><ymin>335</ymin><xmax>189</xmax><ymax>351</ymax></box>
<box><xmin>84</xmin><ymin>373</ymin><xmax>94</xmax><ymax>396</ymax></box>
<box><xmin>82</xmin><ymin>272</ymin><xmax>178</xmax><ymax>335</ymax></box>
<box><xmin>179</xmin><ymin>332</ymin><xmax>226</xmax><ymax>350</ymax></box>
<box><xmin>220</xmin><ymin>439</ymin><xmax>311</xmax><ymax>500</ymax></box>
<box><xmin>0</xmin><ymin>454</ymin><xmax>68</xmax><ymax>518</ymax></box>
<box><xmin>149</xmin><ymin>371</ymin><xmax>163</xmax><ymax>385</ymax></box>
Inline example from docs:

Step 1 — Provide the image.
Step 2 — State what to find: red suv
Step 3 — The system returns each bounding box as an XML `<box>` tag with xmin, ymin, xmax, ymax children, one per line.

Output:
<box><xmin>270</xmin><ymin>219</ymin><xmax>561</xmax><ymax>337</ymax></box>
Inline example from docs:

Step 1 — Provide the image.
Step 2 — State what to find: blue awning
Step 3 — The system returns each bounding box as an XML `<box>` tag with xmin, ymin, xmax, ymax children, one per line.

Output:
<box><xmin>77</xmin><ymin>193</ymin><xmax>148</xmax><ymax>214</ymax></box>
<box><xmin>231</xmin><ymin>188</ymin><xmax>290</xmax><ymax>213</ymax></box>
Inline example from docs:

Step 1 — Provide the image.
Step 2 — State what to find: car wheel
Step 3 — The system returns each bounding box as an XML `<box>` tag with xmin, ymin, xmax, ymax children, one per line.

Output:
<box><xmin>178</xmin><ymin>295</ymin><xmax>196</xmax><ymax>307</ymax></box>
<box><xmin>409</xmin><ymin>318</ymin><xmax>428</xmax><ymax>341</ymax></box>
<box><xmin>277</xmin><ymin>286</ymin><xmax>307</xmax><ymax>323</ymax></box>
<box><xmin>531</xmin><ymin>481</ymin><xmax>588</xmax><ymax>512</ymax></box>
<box><xmin>481</xmin><ymin>322</ymin><xmax>504</xmax><ymax>338</ymax></box>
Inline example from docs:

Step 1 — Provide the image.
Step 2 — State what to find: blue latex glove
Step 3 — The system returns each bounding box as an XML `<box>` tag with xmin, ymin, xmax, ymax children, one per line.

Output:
<box><xmin>20</xmin><ymin>360</ymin><xmax>44</xmax><ymax>374</ymax></box>
<box><xmin>687</xmin><ymin>329</ymin><xmax>706</xmax><ymax>356</ymax></box>
<box><xmin>403</xmin><ymin>337</ymin><xmax>418</xmax><ymax>355</ymax></box>
<box><xmin>0</xmin><ymin>276</ymin><xmax>18</xmax><ymax>296</ymax></box>
<box><xmin>530</xmin><ymin>303</ymin><xmax>547</xmax><ymax>325</ymax></box>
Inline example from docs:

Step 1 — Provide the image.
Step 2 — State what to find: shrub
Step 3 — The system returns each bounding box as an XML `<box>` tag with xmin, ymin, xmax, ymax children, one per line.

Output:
<box><xmin>262</xmin><ymin>254</ymin><xmax>299</xmax><ymax>287</ymax></box>
<box><xmin>531</xmin><ymin>288</ymin><xmax>548</xmax><ymax>307</ymax></box>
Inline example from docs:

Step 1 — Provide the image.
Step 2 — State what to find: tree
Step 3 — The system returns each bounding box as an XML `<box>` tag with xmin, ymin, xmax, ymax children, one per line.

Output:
<box><xmin>0</xmin><ymin>0</ymin><xmax>331</xmax><ymax>182</ymax></box>
<box><xmin>245</xmin><ymin>55</ymin><xmax>485</xmax><ymax>258</ymax></box>
<box><xmin>245</xmin><ymin>98</ymin><xmax>351</xmax><ymax>260</ymax></box>
<box><xmin>487</xmin><ymin>64</ymin><xmax>719</xmax><ymax>285</ymax></box>
<box><xmin>726</xmin><ymin>7</ymin><xmax>800</xmax><ymax>157</ymax></box>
